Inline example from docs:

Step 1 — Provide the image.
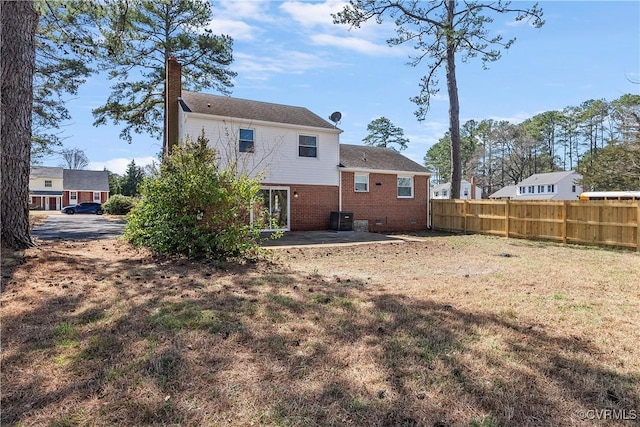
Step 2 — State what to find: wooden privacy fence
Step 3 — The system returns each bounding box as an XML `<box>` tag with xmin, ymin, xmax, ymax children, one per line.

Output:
<box><xmin>431</xmin><ymin>199</ymin><xmax>640</xmax><ymax>251</ymax></box>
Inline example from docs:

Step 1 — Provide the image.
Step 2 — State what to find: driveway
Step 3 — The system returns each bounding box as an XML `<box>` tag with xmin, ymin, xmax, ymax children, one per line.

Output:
<box><xmin>31</xmin><ymin>214</ymin><xmax>126</xmax><ymax>241</ymax></box>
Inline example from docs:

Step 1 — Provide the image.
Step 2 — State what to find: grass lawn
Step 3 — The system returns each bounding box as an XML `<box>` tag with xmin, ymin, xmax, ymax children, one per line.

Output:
<box><xmin>1</xmin><ymin>234</ymin><xmax>639</xmax><ymax>426</ymax></box>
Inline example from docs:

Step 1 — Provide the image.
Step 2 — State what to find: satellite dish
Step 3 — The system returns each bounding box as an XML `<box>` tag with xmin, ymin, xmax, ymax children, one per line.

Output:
<box><xmin>329</xmin><ymin>111</ymin><xmax>342</xmax><ymax>125</ymax></box>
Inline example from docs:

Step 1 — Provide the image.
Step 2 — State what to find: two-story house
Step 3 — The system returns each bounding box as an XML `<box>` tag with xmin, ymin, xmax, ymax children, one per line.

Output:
<box><xmin>29</xmin><ymin>167</ymin><xmax>110</xmax><ymax>210</ymax></box>
<box><xmin>431</xmin><ymin>180</ymin><xmax>483</xmax><ymax>200</ymax></box>
<box><xmin>29</xmin><ymin>166</ymin><xmax>64</xmax><ymax>210</ymax></box>
<box><xmin>512</xmin><ymin>171</ymin><xmax>582</xmax><ymax>200</ymax></box>
<box><xmin>165</xmin><ymin>57</ymin><xmax>431</xmax><ymax>232</ymax></box>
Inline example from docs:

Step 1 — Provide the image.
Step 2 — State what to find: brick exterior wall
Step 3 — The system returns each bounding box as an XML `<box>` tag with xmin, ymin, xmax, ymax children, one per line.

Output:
<box><xmin>63</xmin><ymin>191</ymin><xmax>109</xmax><ymax>206</ymax></box>
<box><xmin>266</xmin><ymin>183</ymin><xmax>339</xmax><ymax>231</ymax></box>
<box><xmin>341</xmin><ymin>171</ymin><xmax>429</xmax><ymax>232</ymax></box>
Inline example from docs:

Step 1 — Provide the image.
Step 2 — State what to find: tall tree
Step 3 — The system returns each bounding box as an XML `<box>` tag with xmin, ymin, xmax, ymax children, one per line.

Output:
<box><xmin>1</xmin><ymin>0</ymin><xmax>39</xmax><ymax>249</ymax></box>
<box><xmin>335</xmin><ymin>0</ymin><xmax>543</xmax><ymax>198</ymax></box>
<box><xmin>59</xmin><ymin>147</ymin><xmax>89</xmax><ymax>169</ymax></box>
<box><xmin>31</xmin><ymin>0</ymin><xmax>95</xmax><ymax>163</ymax></box>
<box><xmin>121</xmin><ymin>159</ymin><xmax>145</xmax><ymax>196</ymax></box>
<box><xmin>92</xmin><ymin>0</ymin><xmax>236</xmax><ymax>146</ymax></box>
<box><xmin>362</xmin><ymin>116</ymin><xmax>410</xmax><ymax>151</ymax></box>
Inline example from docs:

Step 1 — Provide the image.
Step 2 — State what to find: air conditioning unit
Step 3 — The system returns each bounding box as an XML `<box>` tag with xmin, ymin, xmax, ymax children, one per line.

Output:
<box><xmin>330</xmin><ymin>211</ymin><xmax>353</xmax><ymax>231</ymax></box>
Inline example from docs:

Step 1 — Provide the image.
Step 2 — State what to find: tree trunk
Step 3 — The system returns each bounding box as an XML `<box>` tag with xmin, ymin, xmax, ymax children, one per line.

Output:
<box><xmin>445</xmin><ymin>0</ymin><xmax>461</xmax><ymax>199</ymax></box>
<box><xmin>1</xmin><ymin>0</ymin><xmax>38</xmax><ymax>249</ymax></box>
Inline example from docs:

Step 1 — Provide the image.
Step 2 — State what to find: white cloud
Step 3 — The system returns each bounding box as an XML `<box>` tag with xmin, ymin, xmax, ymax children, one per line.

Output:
<box><xmin>208</xmin><ymin>18</ymin><xmax>256</xmax><ymax>41</ymax></box>
<box><xmin>90</xmin><ymin>156</ymin><xmax>156</xmax><ymax>175</ymax></box>
<box><xmin>310</xmin><ymin>33</ymin><xmax>402</xmax><ymax>57</ymax></box>
<box><xmin>280</xmin><ymin>1</ymin><xmax>347</xmax><ymax>27</ymax></box>
<box><xmin>234</xmin><ymin>50</ymin><xmax>343</xmax><ymax>81</ymax></box>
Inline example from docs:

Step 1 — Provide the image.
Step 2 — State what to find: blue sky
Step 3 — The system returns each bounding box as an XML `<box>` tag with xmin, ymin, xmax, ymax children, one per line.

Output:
<box><xmin>54</xmin><ymin>1</ymin><xmax>639</xmax><ymax>175</ymax></box>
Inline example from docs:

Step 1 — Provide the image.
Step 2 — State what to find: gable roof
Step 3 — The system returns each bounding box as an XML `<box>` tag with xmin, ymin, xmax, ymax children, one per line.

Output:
<box><xmin>431</xmin><ymin>180</ymin><xmax>477</xmax><ymax>192</ymax></box>
<box><xmin>30</xmin><ymin>166</ymin><xmax>63</xmax><ymax>179</ymax></box>
<box><xmin>489</xmin><ymin>185</ymin><xmax>518</xmax><ymax>199</ymax></box>
<box><xmin>63</xmin><ymin>169</ymin><xmax>109</xmax><ymax>192</ymax></box>
<box><xmin>339</xmin><ymin>144</ymin><xmax>431</xmax><ymax>174</ymax></box>
<box><xmin>180</xmin><ymin>90</ymin><xmax>339</xmax><ymax>131</ymax></box>
<box><xmin>518</xmin><ymin>170</ymin><xmax>581</xmax><ymax>186</ymax></box>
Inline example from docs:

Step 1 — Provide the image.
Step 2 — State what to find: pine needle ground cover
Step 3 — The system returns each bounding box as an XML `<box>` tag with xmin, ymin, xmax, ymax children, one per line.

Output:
<box><xmin>1</xmin><ymin>235</ymin><xmax>638</xmax><ymax>426</ymax></box>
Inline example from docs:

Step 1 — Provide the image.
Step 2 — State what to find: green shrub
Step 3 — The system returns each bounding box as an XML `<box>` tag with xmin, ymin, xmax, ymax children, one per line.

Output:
<box><xmin>103</xmin><ymin>194</ymin><xmax>136</xmax><ymax>215</ymax></box>
<box><xmin>123</xmin><ymin>133</ymin><xmax>265</xmax><ymax>261</ymax></box>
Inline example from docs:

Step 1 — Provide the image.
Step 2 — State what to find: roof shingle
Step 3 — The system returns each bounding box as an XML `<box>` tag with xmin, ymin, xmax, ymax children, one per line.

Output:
<box><xmin>180</xmin><ymin>91</ymin><xmax>339</xmax><ymax>130</ymax></box>
<box><xmin>339</xmin><ymin>144</ymin><xmax>431</xmax><ymax>174</ymax></box>
<box><xmin>62</xmin><ymin>169</ymin><xmax>109</xmax><ymax>192</ymax></box>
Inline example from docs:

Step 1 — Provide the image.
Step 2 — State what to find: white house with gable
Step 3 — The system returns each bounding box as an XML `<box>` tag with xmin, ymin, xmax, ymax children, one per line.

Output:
<box><xmin>432</xmin><ymin>180</ymin><xmax>483</xmax><ymax>199</ymax></box>
<box><xmin>502</xmin><ymin>170</ymin><xmax>583</xmax><ymax>200</ymax></box>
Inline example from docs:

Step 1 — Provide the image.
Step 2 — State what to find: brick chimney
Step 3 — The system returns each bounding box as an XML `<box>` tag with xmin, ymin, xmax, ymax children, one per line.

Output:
<box><xmin>165</xmin><ymin>56</ymin><xmax>182</xmax><ymax>155</ymax></box>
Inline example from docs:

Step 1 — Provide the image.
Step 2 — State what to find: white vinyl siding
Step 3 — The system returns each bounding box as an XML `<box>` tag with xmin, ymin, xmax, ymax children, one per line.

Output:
<box><xmin>180</xmin><ymin>115</ymin><xmax>340</xmax><ymax>186</ymax></box>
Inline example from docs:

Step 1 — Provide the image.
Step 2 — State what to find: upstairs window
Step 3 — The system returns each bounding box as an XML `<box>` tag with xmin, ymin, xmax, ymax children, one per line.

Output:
<box><xmin>528</xmin><ymin>186</ymin><xmax>534</xmax><ymax>194</ymax></box>
<box><xmin>572</xmin><ymin>185</ymin><xmax>576</xmax><ymax>192</ymax></box>
<box><xmin>397</xmin><ymin>176</ymin><xmax>414</xmax><ymax>198</ymax></box>
<box><xmin>519</xmin><ymin>186</ymin><xmax>525</xmax><ymax>195</ymax></box>
<box><xmin>44</xmin><ymin>180</ymin><xmax>52</xmax><ymax>188</ymax></box>
<box><xmin>547</xmin><ymin>184</ymin><xmax>555</xmax><ymax>193</ymax></box>
<box><xmin>538</xmin><ymin>185</ymin><xmax>545</xmax><ymax>193</ymax></box>
<box><xmin>354</xmin><ymin>173</ymin><xmax>369</xmax><ymax>192</ymax></box>
<box><xmin>298</xmin><ymin>135</ymin><xmax>317</xmax><ymax>158</ymax></box>
<box><xmin>239</xmin><ymin>128</ymin><xmax>254</xmax><ymax>153</ymax></box>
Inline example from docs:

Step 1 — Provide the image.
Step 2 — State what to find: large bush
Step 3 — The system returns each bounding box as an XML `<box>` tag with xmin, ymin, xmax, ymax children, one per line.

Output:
<box><xmin>103</xmin><ymin>194</ymin><xmax>136</xmax><ymax>215</ymax></box>
<box><xmin>123</xmin><ymin>134</ymin><xmax>264</xmax><ymax>260</ymax></box>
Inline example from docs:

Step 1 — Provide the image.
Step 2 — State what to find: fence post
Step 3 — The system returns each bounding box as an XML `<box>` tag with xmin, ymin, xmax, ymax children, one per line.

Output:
<box><xmin>562</xmin><ymin>201</ymin><xmax>568</xmax><ymax>244</ymax></box>
<box><xmin>637</xmin><ymin>202</ymin><xmax>639</xmax><ymax>252</ymax></box>
<box><xmin>505</xmin><ymin>200</ymin><xmax>510</xmax><ymax>238</ymax></box>
<box><xmin>463</xmin><ymin>200</ymin><xmax>468</xmax><ymax>233</ymax></box>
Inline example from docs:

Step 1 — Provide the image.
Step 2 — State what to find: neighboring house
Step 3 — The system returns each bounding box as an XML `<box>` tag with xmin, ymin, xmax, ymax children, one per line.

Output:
<box><xmin>29</xmin><ymin>166</ymin><xmax>64</xmax><ymax>210</ymax></box>
<box><xmin>431</xmin><ymin>180</ymin><xmax>483</xmax><ymax>199</ymax></box>
<box><xmin>511</xmin><ymin>171</ymin><xmax>582</xmax><ymax>200</ymax></box>
<box><xmin>62</xmin><ymin>169</ymin><xmax>110</xmax><ymax>207</ymax></box>
<box><xmin>488</xmin><ymin>185</ymin><xmax>518</xmax><ymax>200</ymax></box>
<box><xmin>29</xmin><ymin>167</ymin><xmax>109</xmax><ymax>210</ymax></box>
<box><xmin>166</xmin><ymin>57</ymin><xmax>431</xmax><ymax>232</ymax></box>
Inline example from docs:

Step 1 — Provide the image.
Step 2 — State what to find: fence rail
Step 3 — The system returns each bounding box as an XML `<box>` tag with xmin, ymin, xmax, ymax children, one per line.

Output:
<box><xmin>431</xmin><ymin>199</ymin><xmax>640</xmax><ymax>251</ymax></box>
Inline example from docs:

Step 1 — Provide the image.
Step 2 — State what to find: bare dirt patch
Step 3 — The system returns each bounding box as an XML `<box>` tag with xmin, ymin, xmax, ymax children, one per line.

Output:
<box><xmin>1</xmin><ymin>235</ymin><xmax>639</xmax><ymax>426</ymax></box>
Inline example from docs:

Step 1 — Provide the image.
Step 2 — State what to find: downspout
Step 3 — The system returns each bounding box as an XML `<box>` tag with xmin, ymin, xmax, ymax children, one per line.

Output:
<box><xmin>338</xmin><ymin>166</ymin><xmax>343</xmax><ymax>211</ymax></box>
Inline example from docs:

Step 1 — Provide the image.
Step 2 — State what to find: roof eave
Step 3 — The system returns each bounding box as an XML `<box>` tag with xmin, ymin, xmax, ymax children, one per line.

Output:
<box><xmin>182</xmin><ymin>111</ymin><xmax>343</xmax><ymax>134</ymax></box>
<box><xmin>339</xmin><ymin>166</ymin><xmax>431</xmax><ymax>176</ymax></box>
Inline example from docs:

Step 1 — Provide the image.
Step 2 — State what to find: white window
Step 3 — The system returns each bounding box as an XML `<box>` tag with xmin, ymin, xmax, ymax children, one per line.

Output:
<box><xmin>572</xmin><ymin>185</ymin><xmax>576</xmax><ymax>192</ymax></box>
<box><xmin>519</xmin><ymin>186</ymin><xmax>525</xmax><ymax>195</ymax></box>
<box><xmin>44</xmin><ymin>180</ymin><xmax>52</xmax><ymax>188</ymax></box>
<box><xmin>442</xmin><ymin>189</ymin><xmax>448</xmax><ymax>197</ymax></box>
<box><xmin>354</xmin><ymin>173</ymin><xmax>369</xmax><ymax>192</ymax></box>
<box><xmin>528</xmin><ymin>186</ymin><xmax>534</xmax><ymax>194</ymax></box>
<box><xmin>397</xmin><ymin>176</ymin><xmax>413</xmax><ymax>198</ymax></box>
<box><xmin>93</xmin><ymin>192</ymin><xmax>101</xmax><ymax>202</ymax></box>
<box><xmin>434</xmin><ymin>191</ymin><xmax>439</xmax><ymax>197</ymax></box>
<box><xmin>298</xmin><ymin>135</ymin><xmax>317</xmax><ymax>158</ymax></box>
<box><xmin>547</xmin><ymin>184</ymin><xmax>555</xmax><ymax>193</ymax></box>
<box><xmin>70</xmin><ymin>191</ymin><xmax>77</xmax><ymax>203</ymax></box>
<box><xmin>538</xmin><ymin>185</ymin><xmax>544</xmax><ymax>193</ymax></box>
<box><xmin>239</xmin><ymin>128</ymin><xmax>254</xmax><ymax>153</ymax></box>
<box><xmin>463</xmin><ymin>188</ymin><xmax>469</xmax><ymax>198</ymax></box>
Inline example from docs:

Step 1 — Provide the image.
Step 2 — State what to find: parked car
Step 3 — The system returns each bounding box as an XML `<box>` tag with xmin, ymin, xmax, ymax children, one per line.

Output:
<box><xmin>62</xmin><ymin>202</ymin><xmax>104</xmax><ymax>215</ymax></box>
